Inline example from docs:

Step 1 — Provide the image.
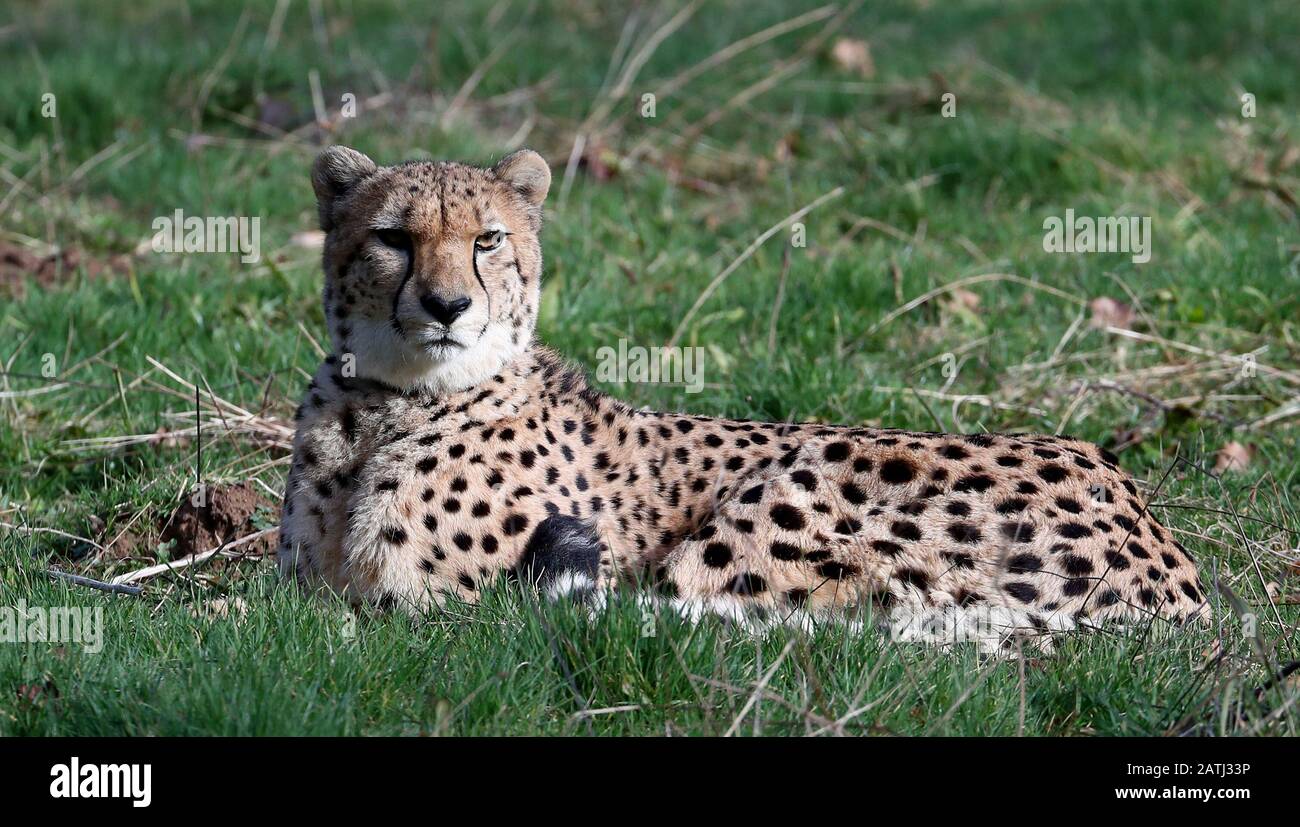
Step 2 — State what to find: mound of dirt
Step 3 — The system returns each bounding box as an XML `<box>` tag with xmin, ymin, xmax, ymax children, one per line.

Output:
<box><xmin>0</xmin><ymin>241</ymin><xmax>130</xmax><ymax>296</ymax></box>
<box><xmin>159</xmin><ymin>481</ymin><xmax>279</xmax><ymax>558</ymax></box>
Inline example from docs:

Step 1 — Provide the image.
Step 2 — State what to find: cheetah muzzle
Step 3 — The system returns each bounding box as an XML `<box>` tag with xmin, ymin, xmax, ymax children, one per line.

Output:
<box><xmin>279</xmin><ymin>146</ymin><xmax>1211</xmax><ymax>651</ymax></box>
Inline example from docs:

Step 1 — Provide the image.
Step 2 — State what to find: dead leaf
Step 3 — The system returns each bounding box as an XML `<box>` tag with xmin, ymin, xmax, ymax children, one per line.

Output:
<box><xmin>191</xmin><ymin>596</ymin><xmax>249</xmax><ymax>621</ymax></box>
<box><xmin>947</xmin><ymin>288</ymin><xmax>981</xmax><ymax>311</ymax></box>
<box><xmin>15</xmin><ymin>680</ymin><xmax>59</xmax><ymax>706</ymax></box>
<box><xmin>774</xmin><ymin>131</ymin><xmax>801</xmax><ymax>163</ymax></box>
<box><xmin>830</xmin><ymin>38</ymin><xmax>874</xmax><ymax>78</ymax></box>
<box><xmin>1213</xmin><ymin>441</ymin><xmax>1255</xmax><ymax>474</ymax></box>
<box><xmin>1089</xmin><ymin>296</ymin><xmax>1136</xmax><ymax>330</ymax></box>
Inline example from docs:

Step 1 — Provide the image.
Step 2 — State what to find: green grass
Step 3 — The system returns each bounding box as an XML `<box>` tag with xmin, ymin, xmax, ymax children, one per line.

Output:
<box><xmin>2</xmin><ymin>0</ymin><xmax>1298</xmax><ymax>735</ymax></box>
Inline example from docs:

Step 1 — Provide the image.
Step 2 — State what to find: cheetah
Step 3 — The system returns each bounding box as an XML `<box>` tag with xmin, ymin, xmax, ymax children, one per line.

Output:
<box><xmin>279</xmin><ymin>146</ymin><xmax>1210</xmax><ymax>649</ymax></box>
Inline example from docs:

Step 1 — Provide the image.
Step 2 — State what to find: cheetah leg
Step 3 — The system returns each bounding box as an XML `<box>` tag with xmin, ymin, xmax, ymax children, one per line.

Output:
<box><xmin>657</xmin><ymin>449</ymin><xmax>891</xmax><ymax>632</ymax></box>
<box><xmin>656</xmin><ymin>437</ymin><xmax>1068</xmax><ymax>653</ymax></box>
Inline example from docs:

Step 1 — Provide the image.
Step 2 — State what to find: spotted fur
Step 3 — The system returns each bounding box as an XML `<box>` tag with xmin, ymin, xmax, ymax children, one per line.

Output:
<box><xmin>279</xmin><ymin>147</ymin><xmax>1210</xmax><ymax>648</ymax></box>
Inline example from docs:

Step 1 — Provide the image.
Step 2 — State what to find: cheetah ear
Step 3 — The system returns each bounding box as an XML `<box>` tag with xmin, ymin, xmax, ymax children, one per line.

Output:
<box><xmin>492</xmin><ymin>149</ymin><xmax>550</xmax><ymax>210</ymax></box>
<box><xmin>312</xmin><ymin>146</ymin><xmax>378</xmax><ymax>232</ymax></box>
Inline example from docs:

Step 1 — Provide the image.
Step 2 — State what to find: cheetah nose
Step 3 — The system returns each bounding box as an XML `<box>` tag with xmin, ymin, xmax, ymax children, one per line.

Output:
<box><xmin>419</xmin><ymin>294</ymin><xmax>472</xmax><ymax>326</ymax></box>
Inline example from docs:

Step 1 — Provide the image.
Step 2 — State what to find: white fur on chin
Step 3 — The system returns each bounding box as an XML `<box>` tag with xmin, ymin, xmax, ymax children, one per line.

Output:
<box><xmin>340</xmin><ymin>318</ymin><xmax>525</xmax><ymax>396</ymax></box>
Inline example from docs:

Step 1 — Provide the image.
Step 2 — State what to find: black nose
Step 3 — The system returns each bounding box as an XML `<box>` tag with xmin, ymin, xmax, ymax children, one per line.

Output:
<box><xmin>419</xmin><ymin>294</ymin><xmax>472</xmax><ymax>325</ymax></box>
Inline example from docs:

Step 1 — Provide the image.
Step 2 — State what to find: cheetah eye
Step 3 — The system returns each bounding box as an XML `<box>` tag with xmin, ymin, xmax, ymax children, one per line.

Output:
<box><xmin>474</xmin><ymin>229</ymin><xmax>507</xmax><ymax>252</ymax></box>
<box><xmin>374</xmin><ymin>228</ymin><xmax>411</xmax><ymax>251</ymax></box>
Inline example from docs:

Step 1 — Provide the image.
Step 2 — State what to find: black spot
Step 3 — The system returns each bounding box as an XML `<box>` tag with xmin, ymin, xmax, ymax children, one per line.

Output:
<box><xmin>821</xmin><ymin>517</ymin><xmax>856</xmax><ymax>538</ymax></box>
<box><xmin>946</xmin><ymin>501</ymin><xmax>971</xmax><ymax>517</ymax></box>
<box><xmin>1054</xmin><ymin>497</ymin><xmax>1082</xmax><ymax>514</ymax></box>
<box><xmin>880</xmin><ymin>458</ymin><xmax>917</xmax><ymax>484</ymax></box>
<box><xmin>1000</xmin><ymin>521</ymin><xmax>1036</xmax><ymax>543</ymax></box>
<box><xmin>770</xmin><ymin>542</ymin><xmax>802</xmax><ymax>561</ymax></box>
<box><xmin>1062</xmin><ymin>578</ymin><xmax>1090</xmax><ymax>597</ymax></box>
<box><xmin>1179</xmin><ymin>581</ymin><xmax>1200</xmax><ymax>602</ymax></box>
<box><xmin>891</xmin><ymin>520</ymin><xmax>922</xmax><ymax>542</ymax></box>
<box><xmin>458</xmin><ymin>573</ymin><xmax>476</xmax><ymax>591</ymax></box>
<box><xmin>790</xmin><ymin>469</ymin><xmax>818</xmax><ymax>490</ymax></box>
<box><xmin>953</xmin><ymin>474</ymin><xmax>994</xmax><ymax>493</ymax></box>
<box><xmin>1103</xmin><ymin>550</ymin><xmax>1130</xmax><ymax>570</ymax></box>
<box><xmin>955</xmin><ymin>590</ymin><xmax>984</xmax><ymax>607</ymax></box>
<box><xmin>502</xmin><ymin>513</ymin><xmax>529</xmax><ymax>536</ymax></box>
<box><xmin>380</xmin><ymin>526</ymin><xmax>407</xmax><ymax>545</ymax></box>
<box><xmin>739</xmin><ymin>485</ymin><xmax>764</xmax><ymax>504</ymax></box>
<box><xmin>943</xmin><ymin>551</ymin><xmax>975</xmax><ymax>569</ymax></box>
<box><xmin>1037</xmin><ymin>464</ymin><xmax>1069</xmax><ymax>483</ymax></box>
<box><xmin>770</xmin><ymin>504</ymin><xmax>805</xmax><ymax>531</ymax></box>
<box><xmin>872</xmin><ymin>540</ymin><xmax>904</xmax><ymax>557</ymax></box>
<box><xmin>1060</xmin><ymin>554</ymin><xmax>1094</xmax><ymax>576</ymax></box>
<box><xmin>897</xmin><ymin>568</ymin><xmax>930</xmax><ymax>590</ymax></box>
<box><xmin>840</xmin><ymin>481</ymin><xmax>867</xmax><ymax>505</ymax></box>
<box><xmin>1007</xmin><ymin>553</ymin><xmax>1042</xmax><ymax>573</ymax></box>
<box><xmin>996</xmin><ymin>498</ymin><xmax>1030</xmax><ymax>515</ymax></box>
<box><xmin>1160</xmin><ymin>551</ymin><xmax>1178</xmax><ymax>569</ymax></box>
<box><xmin>947</xmin><ymin>523</ymin><xmax>982</xmax><ymax>544</ymax></box>
<box><xmin>1004</xmin><ymin>581</ymin><xmax>1039</xmax><ymax>603</ymax></box>
<box><xmin>415</xmin><ymin>456</ymin><xmax>438</xmax><ymax>474</ymax></box>
<box><xmin>1032</xmin><ymin>448</ymin><xmax>1060</xmax><ymax>459</ymax></box>
<box><xmin>1096</xmin><ymin>589</ymin><xmax>1121</xmax><ymax>607</ymax></box>
<box><xmin>823</xmin><ymin>442</ymin><xmax>851</xmax><ymax>462</ymax></box>
<box><xmin>1127</xmin><ymin>541</ymin><xmax>1151</xmax><ymax>559</ymax></box>
<box><xmin>726</xmin><ymin>572</ymin><xmax>767</xmax><ymax>595</ymax></box>
<box><xmin>941</xmin><ymin>444</ymin><xmax>969</xmax><ymax>460</ymax></box>
<box><xmin>1057</xmin><ymin>523</ymin><xmax>1093</xmax><ymax>539</ymax></box>
<box><xmin>995</xmin><ymin>455</ymin><xmax>1023</xmax><ymax>467</ymax></box>
<box><xmin>703</xmin><ymin>542</ymin><xmax>733</xmax><ymax>568</ymax></box>
<box><xmin>818</xmin><ymin>561</ymin><xmax>859</xmax><ymax>579</ymax></box>
<box><xmin>453</xmin><ymin>532</ymin><xmax>473</xmax><ymax>552</ymax></box>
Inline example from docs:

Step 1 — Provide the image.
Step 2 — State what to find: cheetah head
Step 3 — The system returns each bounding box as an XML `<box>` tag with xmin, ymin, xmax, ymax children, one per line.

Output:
<box><xmin>311</xmin><ymin>146</ymin><xmax>550</xmax><ymax>395</ymax></box>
